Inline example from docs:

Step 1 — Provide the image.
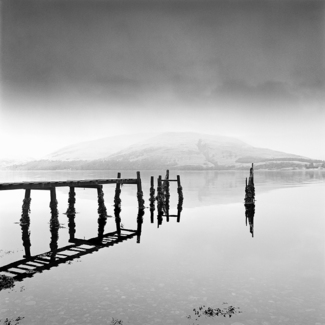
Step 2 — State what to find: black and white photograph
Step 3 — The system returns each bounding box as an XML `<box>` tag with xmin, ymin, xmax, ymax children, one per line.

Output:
<box><xmin>0</xmin><ymin>0</ymin><xmax>324</xmax><ymax>324</ymax></box>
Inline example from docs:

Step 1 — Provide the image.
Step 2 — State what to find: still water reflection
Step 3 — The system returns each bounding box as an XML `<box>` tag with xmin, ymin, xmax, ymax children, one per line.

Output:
<box><xmin>0</xmin><ymin>170</ymin><xmax>324</xmax><ymax>325</ymax></box>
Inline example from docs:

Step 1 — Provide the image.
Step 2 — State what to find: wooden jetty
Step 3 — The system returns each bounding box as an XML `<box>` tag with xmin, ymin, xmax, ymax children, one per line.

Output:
<box><xmin>0</xmin><ymin>172</ymin><xmax>145</xmax><ymax>221</ymax></box>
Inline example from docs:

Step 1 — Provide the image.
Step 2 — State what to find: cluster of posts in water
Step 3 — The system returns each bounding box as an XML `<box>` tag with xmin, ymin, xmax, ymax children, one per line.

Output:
<box><xmin>0</xmin><ymin>171</ymin><xmax>183</xmax><ymax>286</ymax></box>
<box><xmin>244</xmin><ymin>163</ymin><xmax>255</xmax><ymax>237</ymax></box>
<box><xmin>150</xmin><ymin>170</ymin><xmax>184</xmax><ymax>227</ymax></box>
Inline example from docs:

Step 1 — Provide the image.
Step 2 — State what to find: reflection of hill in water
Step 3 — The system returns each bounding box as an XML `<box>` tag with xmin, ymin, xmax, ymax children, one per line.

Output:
<box><xmin>0</xmin><ymin>170</ymin><xmax>324</xmax><ymax>210</ymax></box>
<box><xmin>178</xmin><ymin>170</ymin><xmax>325</xmax><ymax>208</ymax></box>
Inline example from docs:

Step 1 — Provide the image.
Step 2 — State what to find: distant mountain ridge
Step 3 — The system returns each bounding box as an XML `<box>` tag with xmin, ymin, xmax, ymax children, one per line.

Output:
<box><xmin>5</xmin><ymin>132</ymin><xmax>324</xmax><ymax>170</ymax></box>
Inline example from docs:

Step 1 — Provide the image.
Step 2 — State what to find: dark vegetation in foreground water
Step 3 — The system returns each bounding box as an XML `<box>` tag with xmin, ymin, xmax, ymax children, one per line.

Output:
<box><xmin>187</xmin><ymin>304</ymin><xmax>242</xmax><ymax>324</ymax></box>
<box><xmin>0</xmin><ymin>275</ymin><xmax>15</xmax><ymax>291</ymax></box>
<box><xmin>0</xmin><ymin>317</ymin><xmax>25</xmax><ymax>325</ymax></box>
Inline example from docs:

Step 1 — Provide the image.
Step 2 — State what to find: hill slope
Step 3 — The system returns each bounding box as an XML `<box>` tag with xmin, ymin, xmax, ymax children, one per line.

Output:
<box><xmin>8</xmin><ymin>132</ymin><xmax>320</xmax><ymax>170</ymax></box>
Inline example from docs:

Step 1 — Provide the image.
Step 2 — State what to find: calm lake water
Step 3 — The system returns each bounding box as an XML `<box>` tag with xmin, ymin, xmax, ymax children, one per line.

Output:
<box><xmin>0</xmin><ymin>170</ymin><xmax>324</xmax><ymax>325</ymax></box>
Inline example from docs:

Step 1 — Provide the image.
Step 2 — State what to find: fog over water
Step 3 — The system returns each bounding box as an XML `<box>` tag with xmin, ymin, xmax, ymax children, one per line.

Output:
<box><xmin>0</xmin><ymin>0</ymin><xmax>324</xmax><ymax>159</ymax></box>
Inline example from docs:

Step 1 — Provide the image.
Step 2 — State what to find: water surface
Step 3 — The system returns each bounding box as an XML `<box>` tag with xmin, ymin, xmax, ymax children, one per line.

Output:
<box><xmin>0</xmin><ymin>170</ymin><xmax>324</xmax><ymax>325</ymax></box>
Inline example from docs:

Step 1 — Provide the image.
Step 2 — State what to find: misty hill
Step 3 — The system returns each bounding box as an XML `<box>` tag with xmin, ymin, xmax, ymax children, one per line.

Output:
<box><xmin>7</xmin><ymin>132</ymin><xmax>323</xmax><ymax>170</ymax></box>
<box><xmin>44</xmin><ymin>133</ymin><xmax>157</xmax><ymax>161</ymax></box>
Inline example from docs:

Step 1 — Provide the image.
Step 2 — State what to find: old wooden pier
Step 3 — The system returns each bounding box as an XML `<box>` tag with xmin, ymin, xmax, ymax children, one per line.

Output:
<box><xmin>0</xmin><ymin>171</ymin><xmax>145</xmax><ymax>222</ymax></box>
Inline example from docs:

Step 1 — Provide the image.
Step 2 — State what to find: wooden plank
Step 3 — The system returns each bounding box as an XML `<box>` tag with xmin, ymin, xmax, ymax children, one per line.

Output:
<box><xmin>0</xmin><ymin>178</ymin><xmax>139</xmax><ymax>191</ymax></box>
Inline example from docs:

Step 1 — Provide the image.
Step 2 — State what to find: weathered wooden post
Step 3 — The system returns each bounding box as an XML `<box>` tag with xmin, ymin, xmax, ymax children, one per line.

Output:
<box><xmin>149</xmin><ymin>176</ymin><xmax>155</xmax><ymax>211</ymax></box>
<box><xmin>97</xmin><ymin>185</ymin><xmax>108</xmax><ymax>219</ymax></box>
<box><xmin>177</xmin><ymin>175</ymin><xmax>184</xmax><ymax>203</ymax></box>
<box><xmin>164</xmin><ymin>170</ymin><xmax>170</xmax><ymax>215</ymax></box>
<box><xmin>157</xmin><ymin>175</ymin><xmax>163</xmax><ymax>214</ymax></box>
<box><xmin>114</xmin><ymin>172</ymin><xmax>122</xmax><ymax>207</ymax></box>
<box><xmin>66</xmin><ymin>187</ymin><xmax>76</xmax><ymax>214</ymax></box>
<box><xmin>136</xmin><ymin>171</ymin><xmax>145</xmax><ymax>210</ymax></box>
<box><xmin>20</xmin><ymin>189</ymin><xmax>31</xmax><ymax>225</ymax></box>
<box><xmin>177</xmin><ymin>195</ymin><xmax>183</xmax><ymax>223</ymax></box>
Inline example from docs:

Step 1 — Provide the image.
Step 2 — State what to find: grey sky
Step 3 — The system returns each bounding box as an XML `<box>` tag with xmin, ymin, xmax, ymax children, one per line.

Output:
<box><xmin>1</xmin><ymin>0</ymin><xmax>324</xmax><ymax>159</ymax></box>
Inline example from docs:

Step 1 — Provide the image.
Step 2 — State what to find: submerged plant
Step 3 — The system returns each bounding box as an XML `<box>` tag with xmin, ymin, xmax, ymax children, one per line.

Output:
<box><xmin>0</xmin><ymin>275</ymin><xmax>15</xmax><ymax>292</ymax></box>
<box><xmin>187</xmin><ymin>303</ymin><xmax>242</xmax><ymax>324</ymax></box>
<box><xmin>0</xmin><ymin>316</ymin><xmax>24</xmax><ymax>325</ymax></box>
<box><xmin>109</xmin><ymin>318</ymin><xmax>123</xmax><ymax>325</ymax></box>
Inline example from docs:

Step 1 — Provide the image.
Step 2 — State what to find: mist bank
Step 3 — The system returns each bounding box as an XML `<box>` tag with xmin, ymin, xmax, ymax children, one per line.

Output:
<box><xmin>3</xmin><ymin>132</ymin><xmax>324</xmax><ymax>171</ymax></box>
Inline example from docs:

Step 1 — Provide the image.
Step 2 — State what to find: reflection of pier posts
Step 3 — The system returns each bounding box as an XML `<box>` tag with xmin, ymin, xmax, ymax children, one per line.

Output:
<box><xmin>50</xmin><ymin>188</ymin><xmax>60</xmax><ymax>228</ymax></box>
<box><xmin>67</xmin><ymin>213</ymin><xmax>76</xmax><ymax>241</ymax></box>
<box><xmin>21</xmin><ymin>189</ymin><xmax>32</xmax><ymax>257</ymax></box>
<box><xmin>20</xmin><ymin>189</ymin><xmax>31</xmax><ymax>225</ymax></box>
<box><xmin>136</xmin><ymin>209</ymin><xmax>144</xmax><ymax>244</ymax></box>
<box><xmin>245</xmin><ymin>204</ymin><xmax>255</xmax><ymax>238</ymax></box>
<box><xmin>137</xmin><ymin>171</ymin><xmax>145</xmax><ymax>210</ymax></box>
<box><xmin>114</xmin><ymin>172</ymin><xmax>122</xmax><ymax>207</ymax></box>
<box><xmin>50</xmin><ymin>220</ymin><xmax>59</xmax><ymax>262</ymax></box>
<box><xmin>114</xmin><ymin>205</ymin><xmax>121</xmax><ymax>237</ymax></box>
<box><xmin>21</xmin><ymin>219</ymin><xmax>31</xmax><ymax>258</ymax></box>
<box><xmin>97</xmin><ymin>185</ymin><xmax>108</xmax><ymax>219</ymax></box>
<box><xmin>97</xmin><ymin>213</ymin><xmax>107</xmax><ymax>242</ymax></box>
<box><xmin>66</xmin><ymin>187</ymin><xmax>76</xmax><ymax>214</ymax></box>
<box><xmin>49</xmin><ymin>192</ymin><xmax>59</xmax><ymax>262</ymax></box>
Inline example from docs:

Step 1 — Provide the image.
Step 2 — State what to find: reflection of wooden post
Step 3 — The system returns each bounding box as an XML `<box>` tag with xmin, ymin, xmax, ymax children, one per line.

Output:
<box><xmin>115</xmin><ymin>206</ymin><xmax>121</xmax><ymax>237</ymax></box>
<box><xmin>66</xmin><ymin>187</ymin><xmax>76</xmax><ymax>214</ymax></box>
<box><xmin>50</xmin><ymin>188</ymin><xmax>59</xmax><ymax>228</ymax></box>
<box><xmin>137</xmin><ymin>171</ymin><xmax>145</xmax><ymax>210</ymax></box>
<box><xmin>97</xmin><ymin>185</ymin><xmax>107</xmax><ymax>219</ymax></box>
<box><xmin>68</xmin><ymin>214</ymin><xmax>76</xmax><ymax>241</ymax></box>
<box><xmin>97</xmin><ymin>214</ymin><xmax>107</xmax><ymax>242</ymax></box>
<box><xmin>21</xmin><ymin>223</ymin><xmax>31</xmax><ymax>258</ymax></box>
<box><xmin>50</xmin><ymin>188</ymin><xmax>59</xmax><ymax>263</ymax></box>
<box><xmin>49</xmin><ymin>222</ymin><xmax>59</xmax><ymax>258</ymax></box>
<box><xmin>150</xmin><ymin>209</ymin><xmax>154</xmax><ymax>224</ymax></box>
<box><xmin>21</xmin><ymin>189</ymin><xmax>31</xmax><ymax>225</ymax></box>
<box><xmin>114</xmin><ymin>172</ymin><xmax>122</xmax><ymax>207</ymax></box>
<box><xmin>137</xmin><ymin>209</ymin><xmax>144</xmax><ymax>244</ymax></box>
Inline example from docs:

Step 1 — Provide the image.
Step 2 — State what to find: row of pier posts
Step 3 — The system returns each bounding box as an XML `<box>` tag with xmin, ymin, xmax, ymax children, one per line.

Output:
<box><xmin>19</xmin><ymin>170</ymin><xmax>182</xmax><ymax>257</ymax></box>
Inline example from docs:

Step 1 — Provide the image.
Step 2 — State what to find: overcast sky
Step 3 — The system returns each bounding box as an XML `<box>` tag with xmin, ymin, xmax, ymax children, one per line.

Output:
<box><xmin>1</xmin><ymin>0</ymin><xmax>324</xmax><ymax>159</ymax></box>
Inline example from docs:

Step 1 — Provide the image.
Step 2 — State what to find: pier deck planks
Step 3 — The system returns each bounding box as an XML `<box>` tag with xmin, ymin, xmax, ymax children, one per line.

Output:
<box><xmin>0</xmin><ymin>178</ymin><xmax>138</xmax><ymax>191</ymax></box>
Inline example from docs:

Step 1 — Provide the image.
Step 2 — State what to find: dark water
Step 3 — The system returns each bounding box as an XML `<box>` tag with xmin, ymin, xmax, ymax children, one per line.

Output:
<box><xmin>0</xmin><ymin>170</ymin><xmax>324</xmax><ymax>325</ymax></box>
